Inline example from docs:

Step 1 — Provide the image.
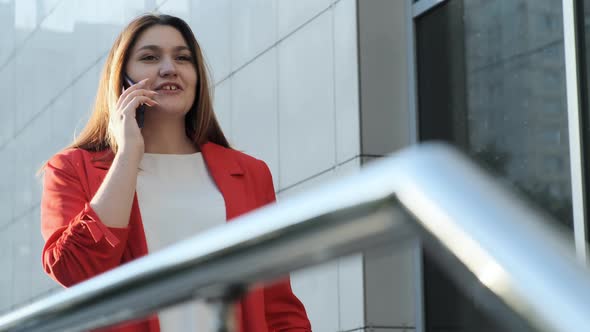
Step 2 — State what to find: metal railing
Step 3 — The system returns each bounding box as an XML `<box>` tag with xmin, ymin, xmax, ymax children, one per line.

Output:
<box><xmin>1</xmin><ymin>143</ymin><xmax>590</xmax><ymax>331</ymax></box>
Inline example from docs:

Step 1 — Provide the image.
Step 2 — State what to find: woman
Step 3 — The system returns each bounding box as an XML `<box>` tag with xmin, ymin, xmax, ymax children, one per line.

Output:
<box><xmin>40</xmin><ymin>13</ymin><xmax>311</xmax><ymax>332</ymax></box>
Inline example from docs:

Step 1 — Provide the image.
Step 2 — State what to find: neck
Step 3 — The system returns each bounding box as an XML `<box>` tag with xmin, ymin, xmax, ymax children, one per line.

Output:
<box><xmin>141</xmin><ymin>117</ymin><xmax>199</xmax><ymax>154</ymax></box>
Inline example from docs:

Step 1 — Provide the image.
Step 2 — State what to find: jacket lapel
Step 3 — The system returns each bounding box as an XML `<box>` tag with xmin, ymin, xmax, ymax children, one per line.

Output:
<box><xmin>200</xmin><ymin>142</ymin><xmax>249</xmax><ymax>221</ymax></box>
<box><xmin>90</xmin><ymin>150</ymin><xmax>115</xmax><ymax>170</ymax></box>
<box><xmin>86</xmin><ymin>151</ymin><xmax>113</xmax><ymax>200</ymax></box>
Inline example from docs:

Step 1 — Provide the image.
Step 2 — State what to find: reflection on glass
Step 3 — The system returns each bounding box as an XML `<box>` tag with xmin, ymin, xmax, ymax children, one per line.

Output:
<box><xmin>464</xmin><ymin>1</ymin><xmax>571</xmax><ymax>227</ymax></box>
<box><xmin>417</xmin><ymin>0</ymin><xmax>572</xmax><ymax>228</ymax></box>
<box><xmin>416</xmin><ymin>0</ymin><xmax>570</xmax><ymax>331</ymax></box>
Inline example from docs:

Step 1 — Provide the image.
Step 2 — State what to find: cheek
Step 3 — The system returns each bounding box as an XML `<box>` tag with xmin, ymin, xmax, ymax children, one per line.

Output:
<box><xmin>184</xmin><ymin>87</ymin><xmax>196</xmax><ymax>106</ymax></box>
<box><xmin>189</xmin><ymin>77</ymin><xmax>198</xmax><ymax>100</ymax></box>
<box><xmin>191</xmin><ymin>76</ymin><xmax>198</xmax><ymax>90</ymax></box>
<box><xmin>189</xmin><ymin>90</ymin><xmax>197</xmax><ymax>105</ymax></box>
<box><xmin>184</xmin><ymin>70</ymin><xmax>198</xmax><ymax>104</ymax></box>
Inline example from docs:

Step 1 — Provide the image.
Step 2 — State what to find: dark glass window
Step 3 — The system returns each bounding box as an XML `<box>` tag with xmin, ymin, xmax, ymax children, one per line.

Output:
<box><xmin>417</xmin><ymin>0</ymin><xmax>572</xmax><ymax>228</ymax></box>
<box><xmin>576</xmin><ymin>0</ymin><xmax>590</xmax><ymax>244</ymax></box>
<box><xmin>416</xmin><ymin>0</ymin><xmax>571</xmax><ymax>330</ymax></box>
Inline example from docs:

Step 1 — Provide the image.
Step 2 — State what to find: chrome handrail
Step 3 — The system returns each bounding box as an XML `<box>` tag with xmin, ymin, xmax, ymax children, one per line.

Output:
<box><xmin>1</xmin><ymin>143</ymin><xmax>589</xmax><ymax>332</ymax></box>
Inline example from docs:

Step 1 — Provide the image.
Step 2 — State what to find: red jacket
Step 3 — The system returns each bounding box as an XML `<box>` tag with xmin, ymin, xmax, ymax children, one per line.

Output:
<box><xmin>41</xmin><ymin>142</ymin><xmax>311</xmax><ymax>332</ymax></box>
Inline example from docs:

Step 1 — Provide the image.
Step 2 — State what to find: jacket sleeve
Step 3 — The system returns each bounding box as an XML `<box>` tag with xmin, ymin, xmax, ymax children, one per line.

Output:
<box><xmin>258</xmin><ymin>161</ymin><xmax>312</xmax><ymax>331</ymax></box>
<box><xmin>41</xmin><ymin>152</ymin><xmax>130</xmax><ymax>287</ymax></box>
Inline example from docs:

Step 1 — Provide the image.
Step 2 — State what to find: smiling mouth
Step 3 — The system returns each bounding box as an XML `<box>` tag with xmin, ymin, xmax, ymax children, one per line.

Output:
<box><xmin>156</xmin><ymin>88</ymin><xmax>182</xmax><ymax>95</ymax></box>
<box><xmin>159</xmin><ymin>86</ymin><xmax>180</xmax><ymax>91</ymax></box>
<box><xmin>155</xmin><ymin>81</ymin><xmax>183</xmax><ymax>91</ymax></box>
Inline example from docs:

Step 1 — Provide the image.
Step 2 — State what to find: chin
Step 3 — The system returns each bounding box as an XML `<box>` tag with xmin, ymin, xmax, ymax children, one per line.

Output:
<box><xmin>155</xmin><ymin>104</ymin><xmax>189</xmax><ymax>115</ymax></box>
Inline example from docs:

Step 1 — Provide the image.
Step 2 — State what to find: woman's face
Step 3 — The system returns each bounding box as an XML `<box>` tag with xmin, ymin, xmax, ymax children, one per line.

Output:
<box><xmin>125</xmin><ymin>25</ymin><xmax>197</xmax><ymax>117</ymax></box>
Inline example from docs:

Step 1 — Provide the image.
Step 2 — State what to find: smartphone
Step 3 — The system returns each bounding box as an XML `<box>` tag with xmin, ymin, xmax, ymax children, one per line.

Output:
<box><xmin>123</xmin><ymin>74</ymin><xmax>145</xmax><ymax>128</ymax></box>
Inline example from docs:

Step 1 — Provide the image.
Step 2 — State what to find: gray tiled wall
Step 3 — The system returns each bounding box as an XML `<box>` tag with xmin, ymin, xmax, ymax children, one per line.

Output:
<box><xmin>0</xmin><ymin>0</ymin><xmax>367</xmax><ymax>331</ymax></box>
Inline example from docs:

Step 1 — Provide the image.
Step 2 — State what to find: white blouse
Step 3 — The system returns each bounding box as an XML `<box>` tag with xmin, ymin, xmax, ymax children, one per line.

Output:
<box><xmin>136</xmin><ymin>151</ymin><xmax>226</xmax><ymax>332</ymax></box>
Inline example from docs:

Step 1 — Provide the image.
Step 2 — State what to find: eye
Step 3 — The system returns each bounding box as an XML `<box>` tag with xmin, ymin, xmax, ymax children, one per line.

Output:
<box><xmin>177</xmin><ymin>55</ymin><xmax>193</xmax><ymax>62</ymax></box>
<box><xmin>140</xmin><ymin>55</ymin><xmax>158</xmax><ymax>61</ymax></box>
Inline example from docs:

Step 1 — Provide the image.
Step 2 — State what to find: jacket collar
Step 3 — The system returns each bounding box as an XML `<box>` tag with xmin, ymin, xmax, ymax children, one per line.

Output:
<box><xmin>200</xmin><ymin>142</ymin><xmax>244</xmax><ymax>176</ymax></box>
<box><xmin>90</xmin><ymin>142</ymin><xmax>244</xmax><ymax>176</ymax></box>
<box><xmin>90</xmin><ymin>150</ymin><xmax>115</xmax><ymax>170</ymax></box>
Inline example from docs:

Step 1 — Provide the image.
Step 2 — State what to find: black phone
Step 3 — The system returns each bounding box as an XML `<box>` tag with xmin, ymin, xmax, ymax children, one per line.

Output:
<box><xmin>123</xmin><ymin>74</ymin><xmax>145</xmax><ymax>128</ymax></box>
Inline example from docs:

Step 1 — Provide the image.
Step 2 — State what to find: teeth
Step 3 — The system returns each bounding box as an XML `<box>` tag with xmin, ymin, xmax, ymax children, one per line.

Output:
<box><xmin>162</xmin><ymin>85</ymin><xmax>178</xmax><ymax>90</ymax></box>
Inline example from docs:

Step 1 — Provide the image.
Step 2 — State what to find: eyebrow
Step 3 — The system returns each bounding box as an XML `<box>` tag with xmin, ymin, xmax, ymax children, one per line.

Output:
<box><xmin>135</xmin><ymin>45</ymin><xmax>190</xmax><ymax>52</ymax></box>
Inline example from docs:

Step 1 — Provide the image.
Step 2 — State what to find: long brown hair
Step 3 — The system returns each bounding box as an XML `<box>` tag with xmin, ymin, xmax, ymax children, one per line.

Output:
<box><xmin>40</xmin><ymin>14</ymin><xmax>229</xmax><ymax>172</ymax></box>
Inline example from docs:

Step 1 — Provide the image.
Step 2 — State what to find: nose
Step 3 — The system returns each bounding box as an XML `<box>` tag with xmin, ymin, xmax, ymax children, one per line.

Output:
<box><xmin>158</xmin><ymin>56</ymin><xmax>177</xmax><ymax>77</ymax></box>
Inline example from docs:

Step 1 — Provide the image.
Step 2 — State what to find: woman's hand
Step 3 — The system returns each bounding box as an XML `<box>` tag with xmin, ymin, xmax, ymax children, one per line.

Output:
<box><xmin>109</xmin><ymin>78</ymin><xmax>158</xmax><ymax>156</ymax></box>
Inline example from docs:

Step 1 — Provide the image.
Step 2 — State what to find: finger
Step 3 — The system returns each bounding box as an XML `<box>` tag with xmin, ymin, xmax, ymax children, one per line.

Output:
<box><xmin>120</xmin><ymin>90</ymin><xmax>158</xmax><ymax>113</ymax></box>
<box><xmin>117</xmin><ymin>78</ymin><xmax>148</xmax><ymax>109</ymax></box>
<box><xmin>117</xmin><ymin>78</ymin><xmax>149</xmax><ymax>109</ymax></box>
<box><xmin>119</xmin><ymin>89</ymin><xmax>158</xmax><ymax>112</ymax></box>
<box><xmin>122</xmin><ymin>96</ymin><xmax>159</xmax><ymax>117</ymax></box>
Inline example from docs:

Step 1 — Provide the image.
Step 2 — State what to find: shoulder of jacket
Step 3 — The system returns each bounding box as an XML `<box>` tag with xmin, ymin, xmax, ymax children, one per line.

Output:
<box><xmin>230</xmin><ymin>148</ymin><xmax>261</xmax><ymax>165</ymax></box>
<box><xmin>227</xmin><ymin>147</ymin><xmax>270</xmax><ymax>174</ymax></box>
<box><xmin>206</xmin><ymin>142</ymin><xmax>267</xmax><ymax>170</ymax></box>
<box><xmin>48</xmin><ymin>148</ymin><xmax>82</xmax><ymax>167</ymax></box>
<box><xmin>47</xmin><ymin>148</ymin><xmax>99</xmax><ymax>171</ymax></box>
